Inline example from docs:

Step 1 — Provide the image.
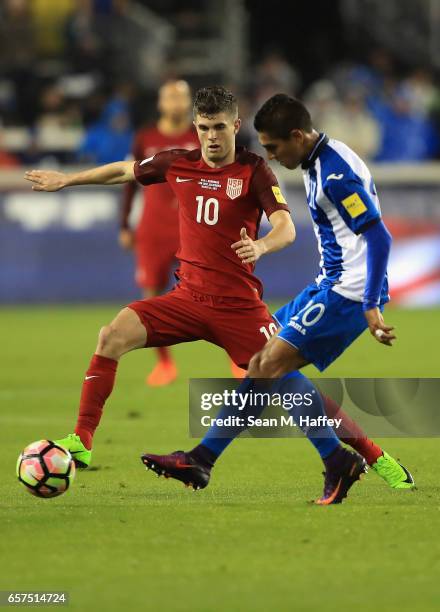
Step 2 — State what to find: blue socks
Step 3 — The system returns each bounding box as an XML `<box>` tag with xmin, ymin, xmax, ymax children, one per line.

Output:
<box><xmin>198</xmin><ymin>372</ymin><xmax>340</xmax><ymax>460</ymax></box>
<box><xmin>275</xmin><ymin>371</ymin><xmax>340</xmax><ymax>458</ymax></box>
<box><xmin>199</xmin><ymin>377</ymin><xmax>254</xmax><ymax>456</ymax></box>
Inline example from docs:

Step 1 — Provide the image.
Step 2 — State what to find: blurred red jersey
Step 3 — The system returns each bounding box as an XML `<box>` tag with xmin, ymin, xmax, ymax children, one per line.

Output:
<box><xmin>134</xmin><ymin>147</ymin><xmax>290</xmax><ymax>300</ymax></box>
<box><xmin>129</xmin><ymin>126</ymin><xmax>199</xmax><ymax>241</ymax></box>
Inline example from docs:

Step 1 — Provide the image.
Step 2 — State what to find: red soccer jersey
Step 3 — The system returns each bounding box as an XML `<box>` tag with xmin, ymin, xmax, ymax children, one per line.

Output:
<box><xmin>128</xmin><ymin>126</ymin><xmax>199</xmax><ymax>240</ymax></box>
<box><xmin>134</xmin><ymin>147</ymin><xmax>290</xmax><ymax>300</ymax></box>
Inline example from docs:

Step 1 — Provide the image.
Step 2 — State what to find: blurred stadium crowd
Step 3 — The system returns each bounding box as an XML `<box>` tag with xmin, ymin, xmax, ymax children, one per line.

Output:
<box><xmin>1</xmin><ymin>0</ymin><xmax>440</xmax><ymax>167</ymax></box>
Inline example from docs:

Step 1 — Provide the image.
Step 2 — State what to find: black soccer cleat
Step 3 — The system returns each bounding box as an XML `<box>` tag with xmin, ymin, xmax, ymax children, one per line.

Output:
<box><xmin>316</xmin><ymin>447</ymin><xmax>367</xmax><ymax>505</ymax></box>
<box><xmin>140</xmin><ymin>450</ymin><xmax>211</xmax><ymax>491</ymax></box>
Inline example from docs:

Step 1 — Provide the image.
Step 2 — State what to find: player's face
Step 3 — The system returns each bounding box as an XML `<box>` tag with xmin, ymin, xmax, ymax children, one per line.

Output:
<box><xmin>258</xmin><ymin>131</ymin><xmax>305</xmax><ymax>169</ymax></box>
<box><xmin>158</xmin><ymin>81</ymin><xmax>192</xmax><ymax>121</ymax></box>
<box><xmin>194</xmin><ymin>112</ymin><xmax>241</xmax><ymax>165</ymax></box>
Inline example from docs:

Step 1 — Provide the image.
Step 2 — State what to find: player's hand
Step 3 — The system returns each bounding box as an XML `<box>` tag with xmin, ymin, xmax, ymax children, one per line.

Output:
<box><xmin>231</xmin><ymin>228</ymin><xmax>266</xmax><ymax>264</ymax></box>
<box><xmin>118</xmin><ymin>228</ymin><xmax>135</xmax><ymax>250</ymax></box>
<box><xmin>364</xmin><ymin>307</ymin><xmax>396</xmax><ymax>346</ymax></box>
<box><xmin>24</xmin><ymin>170</ymin><xmax>68</xmax><ymax>192</ymax></box>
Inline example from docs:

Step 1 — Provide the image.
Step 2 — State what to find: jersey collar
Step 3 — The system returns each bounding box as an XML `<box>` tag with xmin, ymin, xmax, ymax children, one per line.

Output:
<box><xmin>198</xmin><ymin>146</ymin><xmax>247</xmax><ymax>170</ymax></box>
<box><xmin>301</xmin><ymin>133</ymin><xmax>329</xmax><ymax>170</ymax></box>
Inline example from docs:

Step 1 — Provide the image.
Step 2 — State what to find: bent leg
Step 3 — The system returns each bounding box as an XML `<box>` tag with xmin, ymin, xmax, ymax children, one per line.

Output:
<box><xmin>248</xmin><ymin>338</ymin><xmax>342</xmax><ymax>457</ymax></box>
<box><xmin>73</xmin><ymin>288</ymin><xmax>208</xmax><ymax>454</ymax></box>
<box><xmin>197</xmin><ymin>335</ymin><xmax>340</xmax><ymax>462</ymax></box>
<box><xmin>75</xmin><ymin>307</ymin><xmax>147</xmax><ymax>450</ymax></box>
<box><xmin>249</xmin><ymin>339</ymin><xmax>384</xmax><ymax>464</ymax></box>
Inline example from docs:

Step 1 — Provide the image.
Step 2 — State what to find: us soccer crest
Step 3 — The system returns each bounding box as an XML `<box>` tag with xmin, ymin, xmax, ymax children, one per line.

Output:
<box><xmin>226</xmin><ymin>178</ymin><xmax>243</xmax><ymax>200</ymax></box>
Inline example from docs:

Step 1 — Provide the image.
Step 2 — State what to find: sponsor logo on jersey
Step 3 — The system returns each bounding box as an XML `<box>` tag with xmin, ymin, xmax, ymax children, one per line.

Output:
<box><xmin>287</xmin><ymin>319</ymin><xmax>307</xmax><ymax>336</ymax></box>
<box><xmin>226</xmin><ymin>178</ymin><xmax>243</xmax><ymax>200</ymax></box>
<box><xmin>341</xmin><ymin>192</ymin><xmax>368</xmax><ymax>218</ymax></box>
<box><xmin>326</xmin><ymin>173</ymin><xmax>344</xmax><ymax>181</ymax></box>
<box><xmin>271</xmin><ymin>186</ymin><xmax>287</xmax><ymax>204</ymax></box>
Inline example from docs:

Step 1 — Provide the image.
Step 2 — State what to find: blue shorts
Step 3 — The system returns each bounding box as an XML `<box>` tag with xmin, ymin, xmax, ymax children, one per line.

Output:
<box><xmin>273</xmin><ymin>283</ymin><xmax>377</xmax><ymax>371</ymax></box>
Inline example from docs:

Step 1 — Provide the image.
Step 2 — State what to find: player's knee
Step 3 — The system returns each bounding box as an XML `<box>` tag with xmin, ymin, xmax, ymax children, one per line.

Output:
<box><xmin>248</xmin><ymin>350</ymin><xmax>278</xmax><ymax>378</ymax></box>
<box><xmin>248</xmin><ymin>349</ymin><xmax>285</xmax><ymax>379</ymax></box>
<box><xmin>97</xmin><ymin>324</ymin><xmax>125</xmax><ymax>356</ymax></box>
<box><xmin>247</xmin><ymin>352</ymin><xmax>262</xmax><ymax>377</ymax></box>
<box><xmin>259</xmin><ymin>352</ymin><xmax>282</xmax><ymax>378</ymax></box>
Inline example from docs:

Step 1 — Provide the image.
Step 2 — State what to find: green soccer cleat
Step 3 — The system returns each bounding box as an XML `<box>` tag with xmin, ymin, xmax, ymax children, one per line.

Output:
<box><xmin>371</xmin><ymin>451</ymin><xmax>415</xmax><ymax>489</ymax></box>
<box><xmin>54</xmin><ymin>433</ymin><xmax>92</xmax><ymax>469</ymax></box>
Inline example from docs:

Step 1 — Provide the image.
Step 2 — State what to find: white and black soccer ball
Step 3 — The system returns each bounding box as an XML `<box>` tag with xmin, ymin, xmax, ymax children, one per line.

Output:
<box><xmin>17</xmin><ymin>440</ymin><xmax>76</xmax><ymax>498</ymax></box>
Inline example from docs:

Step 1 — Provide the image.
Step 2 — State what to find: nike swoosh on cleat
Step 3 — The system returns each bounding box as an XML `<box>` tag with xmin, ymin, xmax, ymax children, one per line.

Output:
<box><xmin>317</xmin><ymin>479</ymin><xmax>342</xmax><ymax>505</ymax></box>
<box><xmin>85</xmin><ymin>375</ymin><xmax>99</xmax><ymax>380</ymax></box>
<box><xmin>399</xmin><ymin>464</ymin><xmax>415</xmax><ymax>484</ymax></box>
<box><xmin>174</xmin><ymin>460</ymin><xmax>195</xmax><ymax>469</ymax></box>
<box><xmin>145</xmin><ymin>458</ymin><xmax>193</xmax><ymax>469</ymax></box>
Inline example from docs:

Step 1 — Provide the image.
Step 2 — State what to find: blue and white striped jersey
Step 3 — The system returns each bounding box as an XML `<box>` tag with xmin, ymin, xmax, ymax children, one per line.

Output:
<box><xmin>302</xmin><ymin>133</ymin><xmax>389</xmax><ymax>304</ymax></box>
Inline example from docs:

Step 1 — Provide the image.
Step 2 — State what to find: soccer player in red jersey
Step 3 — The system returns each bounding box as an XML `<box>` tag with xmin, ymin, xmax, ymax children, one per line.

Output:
<box><xmin>25</xmin><ymin>87</ymin><xmax>386</xmax><ymax>504</ymax></box>
<box><xmin>24</xmin><ymin>86</ymin><xmax>296</xmax><ymax>463</ymax></box>
<box><xmin>119</xmin><ymin>80</ymin><xmax>199</xmax><ymax>386</ymax></box>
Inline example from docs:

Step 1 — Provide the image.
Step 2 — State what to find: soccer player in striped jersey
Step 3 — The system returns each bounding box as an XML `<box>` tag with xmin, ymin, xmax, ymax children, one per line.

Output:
<box><xmin>252</xmin><ymin>95</ymin><xmax>414</xmax><ymax>494</ymax></box>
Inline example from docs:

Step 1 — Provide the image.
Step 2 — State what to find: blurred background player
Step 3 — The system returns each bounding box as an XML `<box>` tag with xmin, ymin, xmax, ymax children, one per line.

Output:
<box><xmin>119</xmin><ymin>80</ymin><xmax>198</xmax><ymax>386</ymax></box>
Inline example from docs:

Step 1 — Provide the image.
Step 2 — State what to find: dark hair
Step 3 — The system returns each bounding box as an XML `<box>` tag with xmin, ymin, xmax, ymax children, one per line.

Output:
<box><xmin>193</xmin><ymin>86</ymin><xmax>238</xmax><ymax>118</ymax></box>
<box><xmin>254</xmin><ymin>94</ymin><xmax>313</xmax><ymax>138</ymax></box>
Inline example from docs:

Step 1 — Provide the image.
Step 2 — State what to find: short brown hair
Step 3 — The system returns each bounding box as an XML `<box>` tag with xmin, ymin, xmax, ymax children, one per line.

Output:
<box><xmin>193</xmin><ymin>86</ymin><xmax>238</xmax><ymax>118</ymax></box>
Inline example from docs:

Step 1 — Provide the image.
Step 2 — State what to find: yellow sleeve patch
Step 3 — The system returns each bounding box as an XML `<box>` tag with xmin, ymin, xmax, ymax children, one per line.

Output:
<box><xmin>272</xmin><ymin>186</ymin><xmax>287</xmax><ymax>204</ymax></box>
<box><xmin>341</xmin><ymin>193</ymin><xmax>367</xmax><ymax>218</ymax></box>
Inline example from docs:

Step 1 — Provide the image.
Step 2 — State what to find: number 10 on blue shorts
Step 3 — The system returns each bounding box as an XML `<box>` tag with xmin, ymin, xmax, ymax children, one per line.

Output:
<box><xmin>273</xmin><ymin>283</ymin><xmax>372</xmax><ymax>371</ymax></box>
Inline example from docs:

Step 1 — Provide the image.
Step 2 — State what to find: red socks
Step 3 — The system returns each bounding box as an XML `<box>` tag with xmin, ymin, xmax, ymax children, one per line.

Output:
<box><xmin>156</xmin><ymin>346</ymin><xmax>172</xmax><ymax>363</ymax></box>
<box><xmin>323</xmin><ymin>394</ymin><xmax>383</xmax><ymax>466</ymax></box>
<box><xmin>74</xmin><ymin>354</ymin><xmax>118</xmax><ymax>450</ymax></box>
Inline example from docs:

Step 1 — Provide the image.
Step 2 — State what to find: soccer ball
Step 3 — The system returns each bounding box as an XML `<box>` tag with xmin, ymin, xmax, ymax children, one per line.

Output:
<box><xmin>16</xmin><ymin>440</ymin><xmax>76</xmax><ymax>498</ymax></box>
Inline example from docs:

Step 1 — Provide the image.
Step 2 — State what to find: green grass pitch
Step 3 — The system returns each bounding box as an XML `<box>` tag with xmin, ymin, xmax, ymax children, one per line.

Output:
<box><xmin>1</xmin><ymin>305</ymin><xmax>439</xmax><ymax>611</ymax></box>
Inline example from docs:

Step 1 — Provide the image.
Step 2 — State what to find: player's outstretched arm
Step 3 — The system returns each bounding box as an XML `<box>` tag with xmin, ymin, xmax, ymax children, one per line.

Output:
<box><xmin>24</xmin><ymin>161</ymin><xmax>136</xmax><ymax>192</ymax></box>
<box><xmin>232</xmin><ymin>210</ymin><xmax>295</xmax><ymax>264</ymax></box>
